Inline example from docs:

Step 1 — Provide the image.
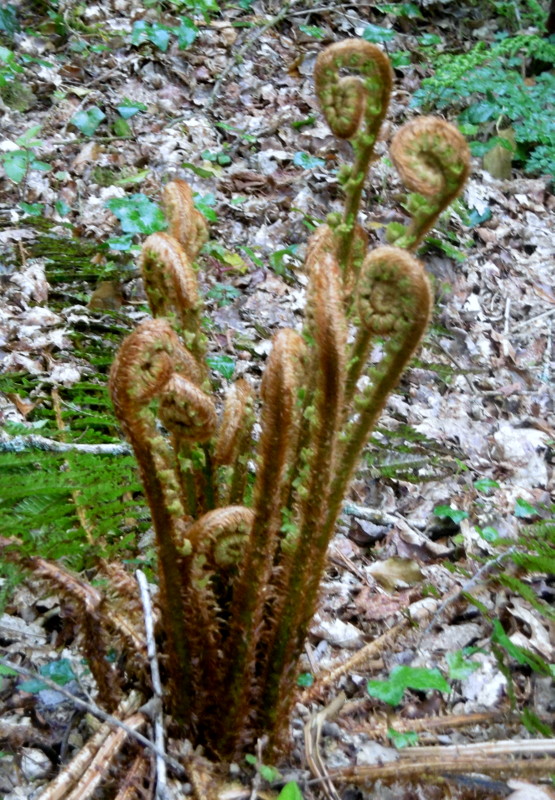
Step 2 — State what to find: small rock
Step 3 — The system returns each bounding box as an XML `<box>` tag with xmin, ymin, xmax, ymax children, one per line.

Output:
<box><xmin>21</xmin><ymin>748</ymin><xmax>51</xmax><ymax>781</ymax></box>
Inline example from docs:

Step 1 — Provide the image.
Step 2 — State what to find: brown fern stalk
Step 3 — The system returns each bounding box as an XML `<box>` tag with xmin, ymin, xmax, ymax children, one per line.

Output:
<box><xmin>221</xmin><ymin>328</ymin><xmax>306</xmax><ymax>755</ymax></box>
<box><xmin>256</xmin><ymin>252</ymin><xmax>348</xmax><ymax>744</ymax></box>
<box><xmin>314</xmin><ymin>40</ymin><xmax>393</xmax><ymax>278</ymax></box>
<box><xmin>389</xmin><ymin>117</ymin><xmax>470</xmax><ymax>250</ymax></box>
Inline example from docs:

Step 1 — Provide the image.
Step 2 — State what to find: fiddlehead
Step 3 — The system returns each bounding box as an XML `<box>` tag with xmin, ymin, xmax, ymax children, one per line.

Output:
<box><xmin>159</xmin><ymin>374</ymin><xmax>217</xmax><ymax>443</ymax></box>
<box><xmin>328</xmin><ymin>247</ymin><xmax>432</xmax><ymax>535</ymax></box>
<box><xmin>315</xmin><ymin>39</ymin><xmax>392</xmax><ymax>144</ymax></box>
<box><xmin>109</xmin><ymin>319</ymin><xmax>199</xmax><ymax>718</ymax></box>
<box><xmin>315</xmin><ymin>39</ymin><xmax>393</xmax><ymax>277</ymax></box>
<box><xmin>162</xmin><ymin>179</ymin><xmax>208</xmax><ymax>261</ymax></box>
<box><xmin>222</xmin><ymin>328</ymin><xmax>306</xmax><ymax>755</ymax></box>
<box><xmin>389</xmin><ymin>116</ymin><xmax>470</xmax><ymax>250</ymax></box>
<box><xmin>214</xmin><ymin>379</ymin><xmax>255</xmax><ymax>505</ymax></box>
<box><xmin>140</xmin><ymin>232</ymin><xmax>206</xmax><ymax>361</ymax></box>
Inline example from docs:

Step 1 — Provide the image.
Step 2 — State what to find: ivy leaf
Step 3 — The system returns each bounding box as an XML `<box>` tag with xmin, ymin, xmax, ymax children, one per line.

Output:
<box><xmin>193</xmin><ymin>192</ymin><xmax>218</xmax><ymax>222</ymax></box>
<box><xmin>2</xmin><ymin>150</ymin><xmax>29</xmax><ymax>182</ymax></box>
<box><xmin>367</xmin><ymin>666</ymin><xmax>449</xmax><ymax>706</ymax></box>
<box><xmin>149</xmin><ymin>22</ymin><xmax>171</xmax><ymax>52</ymax></box>
<box><xmin>388</xmin><ymin>728</ymin><xmax>419</xmax><ymax>748</ymax></box>
<box><xmin>514</xmin><ymin>497</ymin><xmax>537</xmax><ymax>518</ymax></box>
<box><xmin>298</xmin><ymin>25</ymin><xmax>325</xmax><ymax>39</ymax></box>
<box><xmin>176</xmin><ymin>16</ymin><xmax>199</xmax><ymax>49</ymax></box>
<box><xmin>465</xmin><ymin>101</ymin><xmax>497</xmax><ymax>124</ymax></box>
<box><xmin>106</xmin><ymin>194</ymin><xmax>167</xmax><ymax>234</ymax></box>
<box><xmin>0</xmin><ymin>4</ymin><xmax>19</xmax><ymax>35</ymax></box>
<box><xmin>130</xmin><ymin>20</ymin><xmax>150</xmax><ymax>46</ymax></box>
<box><xmin>476</xmin><ymin>525</ymin><xmax>499</xmax><ymax>543</ymax></box>
<box><xmin>116</xmin><ymin>98</ymin><xmax>147</xmax><ymax>119</ymax></box>
<box><xmin>433</xmin><ymin>505</ymin><xmax>468</xmax><ymax>524</ymax></box>
<box><xmin>19</xmin><ymin>201</ymin><xmax>43</xmax><ymax>216</ymax></box>
<box><xmin>467</xmin><ymin>206</ymin><xmax>492</xmax><ymax>227</ymax></box>
<box><xmin>362</xmin><ymin>24</ymin><xmax>396</xmax><ymax>43</ymax></box>
<box><xmin>418</xmin><ymin>33</ymin><xmax>441</xmax><ymax>46</ymax></box>
<box><xmin>206</xmin><ymin>354</ymin><xmax>235</xmax><ymax>380</ymax></box>
<box><xmin>0</xmin><ymin>664</ymin><xmax>17</xmax><ymax>676</ymax></box>
<box><xmin>297</xmin><ymin>672</ymin><xmax>314</xmax><ymax>687</ymax></box>
<box><xmin>293</xmin><ymin>152</ymin><xmax>325</xmax><ymax>169</ymax></box>
<box><xmin>446</xmin><ymin>650</ymin><xmax>480</xmax><ymax>680</ymax></box>
<box><xmin>19</xmin><ymin>658</ymin><xmax>76</xmax><ymax>693</ymax></box>
<box><xmin>277</xmin><ymin>783</ymin><xmax>304</xmax><ymax>800</ymax></box>
<box><xmin>71</xmin><ymin>107</ymin><xmax>106</xmax><ymax>136</ymax></box>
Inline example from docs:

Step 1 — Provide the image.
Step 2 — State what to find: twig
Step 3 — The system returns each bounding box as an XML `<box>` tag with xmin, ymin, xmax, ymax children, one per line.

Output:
<box><xmin>420</xmin><ymin>547</ymin><xmax>516</xmax><ymax>636</ymax></box>
<box><xmin>329</xmin><ymin>756</ymin><xmax>555</xmax><ymax>784</ymax></box>
<box><xmin>300</xmin><ymin>619</ymin><xmax>412</xmax><ymax>703</ymax></box>
<box><xmin>136</xmin><ymin>569</ymin><xmax>169</xmax><ymax>800</ymax></box>
<box><xmin>0</xmin><ymin>434</ymin><xmax>132</xmax><ymax>455</ymax></box>
<box><xmin>0</xmin><ymin>657</ymin><xmax>187</xmax><ymax>779</ymax></box>
<box><xmin>304</xmin><ymin>694</ymin><xmax>345</xmax><ymax>800</ymax></box>
<box><xmin>512</xmin><ymin>306</ymin><xmax>555</xmax><ymax>331</ymax></box>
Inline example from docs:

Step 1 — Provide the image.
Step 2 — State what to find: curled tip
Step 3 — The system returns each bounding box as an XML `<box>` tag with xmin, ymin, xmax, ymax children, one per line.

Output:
<box><xmin>162</xmin><ymin>179</ymin><xmax>209</xmax><ymax>261</ymax></box>
<box><xmin>109</xmin><ymin>318</ymin><xmax>178</xmax><ymax>409</ymax></box>
<box><xmin>357</xmin><ymin>246</ymin><xmax>432</xmax><ymax>338</ymax></box>
<box><xmin>315</xmin><ymin>39</ymin><xmax>393</xmax><ymax>140</ymax></box>
<box><xmin>214</xmin><ymin>379</ymin><xmax>254</xmax><ymax>467</ymax></box>
<box><xmin>390</xmin><ymin>116</ymin><xmax>470</xmax><ymax>199</ymax></box>
<box><xmin>140</xmin><ymin>232</ymin><xmax>199</xmax><ymax>320</ymax></box>
<box><xmin>159</xmin><ymin>373</ymin><xmax>217</xmax><ymax>442</ymax></box>
<box><xmin>261</xmin><ymin>328</ymin><xmax>306</xmax><ymax>414</ymax></box>
<box><xmin>186</xmin><ymin>506</ymin><xmax>254</xmax><ymax>568</ymax></box>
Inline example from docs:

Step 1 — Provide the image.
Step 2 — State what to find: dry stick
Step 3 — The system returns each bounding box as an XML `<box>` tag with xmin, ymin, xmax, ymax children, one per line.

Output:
<box><xmin>349</xmin><ymin>709</ymin><xmax>511</xmax><ymax>739</ymax></box>
<box><xmin>300</xmin><ymin>619</ymin><xmax>412</xmax><ymax>704</ymax></box>
<box><xmin>0</xmin><ymin>658</ymin><xmax>187</xmax><ymax>780</ymax></box>
<box><xmin>420</xmin><ymin>547</ymin><xmax>517</xmax><ymax>637</ymax></box>
<box><xmin>328</xmin><ymin>756</ymin><xmax>555</xmax><ymax>785</ymax></box>
<box><xmin>0</xmin><ymin>434</ymin><xmax>132</xmax><ymax>455</ymax></box>
<box><xmin>60</xmin><ymin>714</ymin><xmax>147</xmax><ymax>800</ymax></box>
<box><xmin>304</xmin><ymin>693</ymin><xmax>345</xmax><ymax>800</ymax></box>
<box><xmin>136</xmin><ymin>569</ymin><xmax>169</xmax><ymax>800</ymax></box>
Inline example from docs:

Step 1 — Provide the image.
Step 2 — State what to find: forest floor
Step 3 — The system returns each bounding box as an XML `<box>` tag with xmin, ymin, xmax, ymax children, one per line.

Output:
<box><xmin>0</xmin><ymin>0</ymin><xmax>554</xmax><ymax>798</ymax></box>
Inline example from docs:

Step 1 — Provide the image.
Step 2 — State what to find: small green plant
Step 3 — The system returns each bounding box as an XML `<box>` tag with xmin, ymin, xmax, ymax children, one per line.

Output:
<box><xmin>130</xmin><ymin>16</ymin><xmax>199</xmax><ymax>52</ymax></box>
<box><xmin>412</xmin><ymin>34</ymin><xmax>555</xmax><ymax>175</ymax></box>
<box><xmin>1</xmin><ymin>38</ymin><xmax>470</xmax><ymax>790</ymax></box>
<box><xmin>0</xmin><ymin>125</ymin><xmax>50</xmax><ymax>185</ymax></box>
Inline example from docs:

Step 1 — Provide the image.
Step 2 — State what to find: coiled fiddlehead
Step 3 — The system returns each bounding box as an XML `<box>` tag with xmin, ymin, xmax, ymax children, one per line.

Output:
<box><xmin>315</xmin><ymin>39</ymin><xmax>392</xmax><ymax>143</ymax></box>
<box><xmin>389</xmin><ymin>116</ymin><xmax>470</xmax><ymax>250</ymax></box>
<box><xmin>140</xmin><ymin>232</ymin><xmax>206</xmax><ymax>362</ymax></box>
<box><xmin>314</xmin><ymin>40</ymin><xmax>393</xmax><ymax>278</ymax></box>
<box><xmin>162</xmin><ymin>179</ymin><xmax>208</xmax><ymax>261</ymax></box>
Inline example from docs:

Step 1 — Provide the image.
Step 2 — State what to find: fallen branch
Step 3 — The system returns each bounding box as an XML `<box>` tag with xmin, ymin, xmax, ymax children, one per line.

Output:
<box><xmin>0</xmin><ymin>434</ymin><xmax>132</xmax><ymax>455</ymax></box>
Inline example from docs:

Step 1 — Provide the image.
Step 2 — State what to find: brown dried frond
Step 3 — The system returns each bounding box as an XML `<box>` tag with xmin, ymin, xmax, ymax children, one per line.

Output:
<box><xmin>213</xmin><ymin>379</ymin><xmax>254</xmax><ymax>467</ymax></box>
<box><xmin>390</xmin><ymin>116</ymin><xmax>470</xmax><ymax>200</ymax></box>
<box><xmin>357</xmin><ymin>246</ymin><xmax>432</xmax><ymax>337</ymax></box>
<box><xmin>162</xmin><ymin>179</ymin><xmax>209</xmax><ymax>260</ymax></box>
<box><xmin>315</xmin><ymin>39</ymin><xmax>392</xmax><ymax>140</ymax></box>
<box><xmin>158</xmin><ymin>374</ymin><xmax>217</xmax><ymax>442</ymax></box>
